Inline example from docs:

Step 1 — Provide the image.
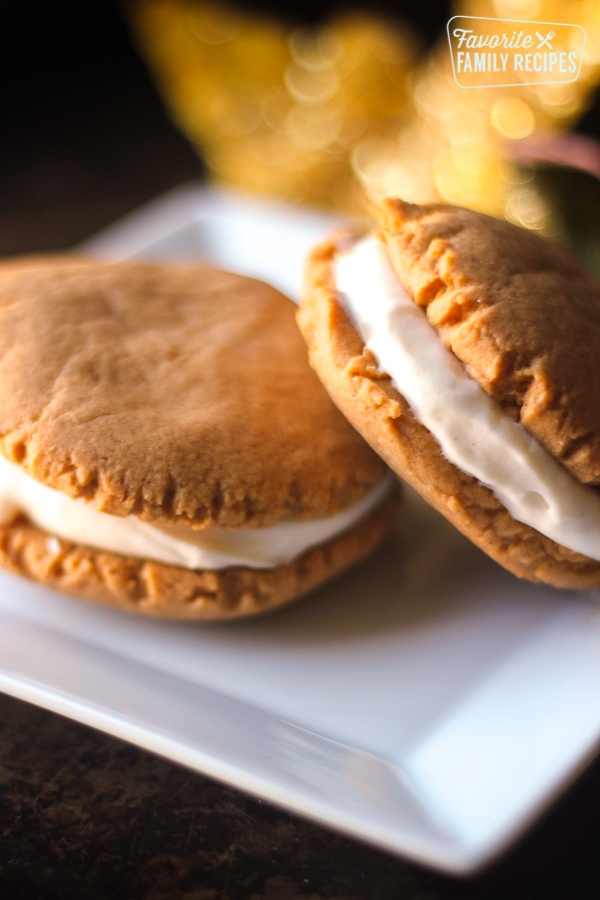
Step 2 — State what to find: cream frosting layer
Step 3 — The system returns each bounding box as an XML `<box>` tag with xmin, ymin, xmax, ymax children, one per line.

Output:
<box><xmin>0</xmin><ymin>456</ymin><xmax>393</xmax><ymax>570</ymax></box>
<box><xmin>335</xmin><ymin>235</ymin><xmax>600</xmax><ymax>561</ymax></box>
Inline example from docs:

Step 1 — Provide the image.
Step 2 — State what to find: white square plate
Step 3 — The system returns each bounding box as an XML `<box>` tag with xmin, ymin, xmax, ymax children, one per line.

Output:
<box><xmin>1</xmin><ymin>184</ymin><xmax>599</xmax><ymax>874</ymax></box>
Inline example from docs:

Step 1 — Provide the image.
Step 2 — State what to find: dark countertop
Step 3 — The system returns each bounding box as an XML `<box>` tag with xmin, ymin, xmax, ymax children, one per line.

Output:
<box><xmin>1</xmin><ymin>3</ymin><xmax>599</xmax><ymax>897</ymax></box>
<box><xmin>1</xmin><ymin>692</ymin><xmax>599</xmax><ymax>899</ymax></box>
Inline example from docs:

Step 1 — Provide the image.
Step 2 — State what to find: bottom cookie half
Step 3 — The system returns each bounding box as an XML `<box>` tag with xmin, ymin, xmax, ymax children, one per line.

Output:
<box><xmin>0</xmin><ymin>493</ymin><xmax>399</xmax><ymax>620</ymax></box>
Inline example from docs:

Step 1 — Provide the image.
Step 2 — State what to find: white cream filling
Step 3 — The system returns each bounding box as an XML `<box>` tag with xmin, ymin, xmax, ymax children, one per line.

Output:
<box><xmin>335</xmin><ymin>235</ymin><xmax>600</xmax><ymax>561</ymax></box>
<box><xmin>0</xmin><ymin>456</ymin><xmax>392</xmax><ymax>570</ymax></box>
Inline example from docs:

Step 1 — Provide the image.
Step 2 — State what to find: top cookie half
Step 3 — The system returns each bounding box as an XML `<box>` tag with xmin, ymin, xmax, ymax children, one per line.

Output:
<box><xmin>298</xmin><ymin>199</ymin><xmax>600</xmax><ymax>587</ymax></box>
<box><xmin>0</xmin><ymin>257</ymin><xmax>387</xmax><ymax>529</ymax></box>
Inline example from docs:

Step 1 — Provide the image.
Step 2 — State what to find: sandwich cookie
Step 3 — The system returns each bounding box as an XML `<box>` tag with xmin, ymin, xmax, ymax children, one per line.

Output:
<box><xmin>298</xmin><ymin>199</ymin><xmax>600</xmax><ymax>588</ymax></box>
<box><xmin>0</xmin><ymin>257</ymin><xmax>397</xmax><ymax>619</ymax></box>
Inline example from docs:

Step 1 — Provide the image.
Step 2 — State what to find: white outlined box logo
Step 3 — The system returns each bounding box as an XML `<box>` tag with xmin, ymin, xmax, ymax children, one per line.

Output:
<box><xmin>447</xmin><ymin>16</ymin><xmax>586</xmax><ymax>88</ymax></box>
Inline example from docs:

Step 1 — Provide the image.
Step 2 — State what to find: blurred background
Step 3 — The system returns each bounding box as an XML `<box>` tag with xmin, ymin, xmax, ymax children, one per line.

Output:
<box><xmin>2</xmin><ymin>0</ymin><xmax>600</xmax><ymax>265</ymax></box>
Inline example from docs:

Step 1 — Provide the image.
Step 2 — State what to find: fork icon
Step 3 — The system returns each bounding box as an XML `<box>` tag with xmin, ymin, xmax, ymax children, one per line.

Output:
<box><xmin>536</xmin><ymin>30</ymin><xmax>555</xmax><ymax>48</ymax></box>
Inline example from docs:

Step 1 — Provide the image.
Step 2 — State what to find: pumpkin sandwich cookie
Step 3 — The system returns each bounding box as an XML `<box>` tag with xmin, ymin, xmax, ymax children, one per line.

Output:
<box><xmin>0</xmin><ymin>257</ymin><xmax>397</xmax><ymax>619</ymax></box>
<box><xmin>298</xmin><ymin>199</ymin><xmax>600</xmax><ymax>588</ymax></box>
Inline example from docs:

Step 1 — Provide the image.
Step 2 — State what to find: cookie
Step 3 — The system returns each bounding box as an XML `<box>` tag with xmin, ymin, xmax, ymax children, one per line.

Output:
<box><xmin>298</xmin><ymin>199</ymin><xmax>600</xmax><ymax>588</ymax></box>
<box><xmin>0</xmin><ymin>257</ymin><xmax>397</xmax><ymax>619</ymax></box>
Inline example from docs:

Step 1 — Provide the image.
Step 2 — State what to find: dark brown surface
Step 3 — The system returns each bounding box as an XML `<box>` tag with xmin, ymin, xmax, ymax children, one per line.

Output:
<box><xmin>0</xmin><ymin>2</ymin><xmax>599</xmax><ymax>898</ymax></box>
<box><xmin>1</xmin><ymin>693</ymin><xmax>599</xmax><ymax>899</ymax></box>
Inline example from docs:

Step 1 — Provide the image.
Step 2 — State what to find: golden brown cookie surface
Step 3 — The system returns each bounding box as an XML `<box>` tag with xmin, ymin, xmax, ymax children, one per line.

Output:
<box><xmin>0</xmin><ymin>257</ymin><xmax>387</xmax><ymax>529</ymax></box>
<box><xmin>377</xmin><ymin>199</ymin><xmax>600</xmax><ymax>486</ymax></box>
<box><xmin>0</xmin><ymin>492</ymin><xmax>398</xmax><ymax>620</ymax></box>
<box><xmin>298</xmin><ymin>202</ymin><xmax>600</xmax><ymax>588</ymax></box>
<box><xmin>0</xmin><ymin>255</ymin><xmax>398</xmax><ymax>618</ymax></box>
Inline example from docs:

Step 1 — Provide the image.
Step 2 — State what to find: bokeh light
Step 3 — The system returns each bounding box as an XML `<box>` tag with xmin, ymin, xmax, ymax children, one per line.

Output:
<box><xmin>128</xmin><ymin>0</ymin><xmax>600</xmax><ymax>223</ymax></box>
